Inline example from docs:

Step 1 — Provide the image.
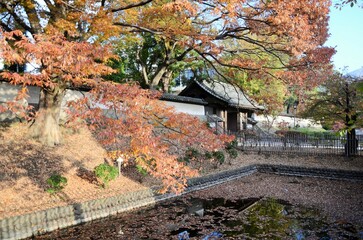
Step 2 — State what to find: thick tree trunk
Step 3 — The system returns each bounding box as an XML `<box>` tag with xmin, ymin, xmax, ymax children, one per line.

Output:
<box><xmin>30</xmin><ymin>87</ymin><xmax>65</xmax><ymax>146</ymax></box>
<box><xmin>345</xmin><ymin>128</ymin><xmax>357</xmax><ymax>157</ymax></box>
<box><xmin>161</xmin><ymin>70</ymin><xmax>173</xmax><ymax>92</ymax></box>
<box><xmin>344</xmin><ymin>82</ymin><xmax>358</xmax><ymax>157</ymax></box>
<box><xmin>150</xmin><ymin>66</ymin><xmax>168</xmax><ymax>90</ymax></box>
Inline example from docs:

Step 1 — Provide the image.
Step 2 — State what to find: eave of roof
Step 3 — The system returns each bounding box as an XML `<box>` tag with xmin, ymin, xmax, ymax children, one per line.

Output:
<box><xmin>193</xmin><ymin>79</ymin><xmax>264</xmax><ymax>111</ymax></box>
<box><xmin>160</xmin><ymin>93</ymin><xmax>208</xmax><ymax>105</ymax></box>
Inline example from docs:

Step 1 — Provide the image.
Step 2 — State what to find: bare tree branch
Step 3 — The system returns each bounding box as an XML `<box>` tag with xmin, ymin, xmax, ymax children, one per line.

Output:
<box><xmin>0</xmin><ymin>2</ymin><xmax>33</xmax><ymax>32</ymax></box>
<box><xmin>113</xmin><ymin>22</ymin><xmax>162</xmax><ymax>35</ymax></box>
<box><xmin>111</xmin><ymin>0</ymin><xmax>153</xmax><ymax>12</ymax></box>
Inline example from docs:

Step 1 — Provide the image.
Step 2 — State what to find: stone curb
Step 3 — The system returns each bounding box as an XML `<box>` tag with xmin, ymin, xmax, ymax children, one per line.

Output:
<box><xmin>1</xmin><ymin>164</ymin><xmax>362</xmax><ymax>240</ymax></box>
<box><xmin>256</xmin><ymin>164</ymin><xmax>363</xmax><ymax>181</ymax></box>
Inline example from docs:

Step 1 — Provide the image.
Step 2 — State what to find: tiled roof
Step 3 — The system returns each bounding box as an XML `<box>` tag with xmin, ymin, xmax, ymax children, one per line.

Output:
<box><xmin>160</xmin><ymin>93</ymin><xmax>208</xmax><ymax>105</ymax></box>
<box><xmin>194</xmin><ymin>80</ymin><xmax>264</xmax><ymax>110</ymax></box>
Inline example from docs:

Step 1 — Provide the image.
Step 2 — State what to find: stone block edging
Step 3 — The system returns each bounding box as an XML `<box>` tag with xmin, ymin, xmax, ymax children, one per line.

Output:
<box><xmin>1</xmin><ymin>164</ymin><xmax>362</xmax><ymax>240</ymax></box>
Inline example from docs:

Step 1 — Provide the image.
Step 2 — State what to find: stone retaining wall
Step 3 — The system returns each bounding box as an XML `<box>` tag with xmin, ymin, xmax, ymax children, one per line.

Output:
<box><xmin>1</xmin><ymin>165</ymin><xmax>362</xmax><ymax>240</ymax></box>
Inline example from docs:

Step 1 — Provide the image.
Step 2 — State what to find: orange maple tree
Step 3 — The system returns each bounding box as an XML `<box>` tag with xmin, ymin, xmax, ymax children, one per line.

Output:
<box><xmin>1</xmin><ymin>0</ymin><xmax>335</xmax><ymax>89</ymax></box>
<box><xmin>0</xmin><ymin>0</ymin><xmax>335</xmax><ymax>192</ymax></box>
<box><xmin>105</xmin><ymin>0</ymin><xmax>336</xmax><ymax>91</ymax></box>
<box><xmin>67</xmin><ymin>82</ymin><xmax>233</xmax><ymax>193</ymax></box>
<box><xmin>0</xmin><ymin>28</ymin><xmax>233</xmax><ymax>192</ymax></box>
<box><xmin>0</xmin><ymin>29</ymin><xmax>115</xmax><ymax>145</ymax></box>
<box><xmin>1</xmin><ymin>0</ymin><xmax>335</xmax><ymax>133</ymax></box>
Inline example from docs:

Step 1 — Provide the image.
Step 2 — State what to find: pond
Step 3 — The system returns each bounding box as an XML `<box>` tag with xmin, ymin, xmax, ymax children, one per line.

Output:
<box><xmin>31</xmin><ymin>196</ymin><xmax>363</xmax><ymax>240</ymax></box>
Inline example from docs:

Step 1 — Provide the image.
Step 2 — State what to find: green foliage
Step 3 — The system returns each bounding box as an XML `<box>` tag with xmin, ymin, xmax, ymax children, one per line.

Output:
<box><xmin>301</xmin><ymin>72</ymin><xmax>363</xmax><ymax>130</ymax></box>
<box><xmin>227</xmin><ymin>148</ymin><xmax>238</xmax><ymax>159</ymax></box>
<box><xmin>226</xmin><ymin>139</ymin><xmax>238</xmax><ymax>149</ymax></box>
<box><xmin>276</xmin><ymin>129</ymin><xmax>336</xmax><ymax>141</ymax></box>
<box><xmin>231</xmin><ymin>62</ymin><xmax>290</xmax><ymax>115</ymax></box>
<box><xmin>204</xmin><ymin>151</ymin><xmax>213</xmax><ymax>160</ymax></box>
<box><xmin>187</xmin><ymin>148</ymin><xmax>201</xmax><ymax>159</ymax></box>
<box><xmin>110</xmin><ymin>33</ymin><xmax>203</xmax><ymax>90</ymax></box>
<box><xmin>226</xmin><ymin>139</ymin><xmax>238</xmax><ymax>159</ymax></box>
<box><xmin>46</xmin><ymin>174</ymin><xmax>67</xmax><ymax>194</ymax></box>
<box><xmin>103</xmin><ymin>57</ymin><xmax>128</xmax><ymax>83</ymax></box>
<box><xmin>136</xmin><ymin>165</ymin><xmax>148</xmax><ymax>176</ymax></box>
<box><xmin>294</xmin><ymin>127</ymin><xmax>334</xmax><ymax>137</ymax></box>
<box><xmin>94</xmin><ymin>163</ymin><xmax>118</xmax><ymax>188</ymax></box>
<box><xmin>179</xmin><ymin>148</ymin><xmax>201</xmax><ymax>163</ymax></box>
<box><xmin>357</xmin><ymin>82</ymin><xmax>363</xmax><ymax>92</ymax></box>
<box><xmin>180</xmin><ymin>148</ymin><xmax>226</xmax><ymax>165</ymax></box>
<box><xmin>212</xmin><ymin>151</ymin><xmax>225</xmax><ymax>164</ymax></box>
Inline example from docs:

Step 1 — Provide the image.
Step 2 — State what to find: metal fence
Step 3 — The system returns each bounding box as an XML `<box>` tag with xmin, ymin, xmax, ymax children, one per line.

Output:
<box><xmin>235</xmin><ymin>133</ymin><xmax>363</xmax><ymax>157</ymax></box>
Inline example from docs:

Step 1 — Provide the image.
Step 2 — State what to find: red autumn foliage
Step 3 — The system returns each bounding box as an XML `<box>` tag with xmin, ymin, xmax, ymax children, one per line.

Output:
<box><xmin>0</xmin><ymin>29</ymin><xmax>116</xmax><ymax>145</ymax></box>
<box><xmin>68</xmin><ymin>82</ymin><xmax>234</xmax><ymax>193</ymax></box>
<box><xmin>0</xmin><ymin>0</ymin><xmax>336</xmax><ymax>192</ymax></box>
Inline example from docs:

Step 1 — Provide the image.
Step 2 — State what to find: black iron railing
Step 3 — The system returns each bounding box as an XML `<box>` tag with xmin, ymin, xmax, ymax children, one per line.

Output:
<box><xmin>235</xmin><ymin>133</ymin><xmax>363</xmax><ymax>157</ymax></box>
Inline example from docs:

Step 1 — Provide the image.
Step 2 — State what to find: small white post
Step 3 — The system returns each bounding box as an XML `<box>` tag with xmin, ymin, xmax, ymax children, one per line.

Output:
<box><xmin>116</xmin><ymin>156</ymin><xmax>124</xmax><ymax>177</ymax></box>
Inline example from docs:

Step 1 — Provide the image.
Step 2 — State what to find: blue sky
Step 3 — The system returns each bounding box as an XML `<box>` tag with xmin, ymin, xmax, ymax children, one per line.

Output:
<box><xmin>325</xmin><ymin>4</ymin><xmax>363</xmax><ymax>73</ymax></box>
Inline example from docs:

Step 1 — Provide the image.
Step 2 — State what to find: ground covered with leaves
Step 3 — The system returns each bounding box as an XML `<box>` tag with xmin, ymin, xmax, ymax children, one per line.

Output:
<box><xmin>30</xmin><ymin>174</ymin><xmax>363</xmax><ymax>239</ymax></box>
<box><xmin>1</xmin><ymin>122</ymin><xmax>362</xmax><ymax>221</ymax></box>
<box><xmin>0</xmin><ymin>123</ymin><xmax>157</xmax><ymax>218</ymax></box>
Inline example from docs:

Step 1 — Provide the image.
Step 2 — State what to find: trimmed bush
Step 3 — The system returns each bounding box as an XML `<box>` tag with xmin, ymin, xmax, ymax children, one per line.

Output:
<box><xmin>46</xmin><ymin>174</ymin><xmax>67</xmax><ymax>194</ymax></box>
<box><xmin>204</xmin><ymin>151</ymin><xmax>213</xmax><ymax>160</ymax></box>
<box><xmin>213</xmin><ymin>151</ymin><xmax>225</xmax><ymax>164</ymax></box>
<box><xmin>227</xmin><ymin>148</ymin><xmax>238</xmax><ymax>159</ymax></box>
<box><xmin>94</xmin><ymin>163</ymin><xmax>118</xmax><ymax>188</ymax></box>
<box><xmin>136</xmin><ymin>164</ymin><xmax>148</xmax><ymax>176</ymax></box>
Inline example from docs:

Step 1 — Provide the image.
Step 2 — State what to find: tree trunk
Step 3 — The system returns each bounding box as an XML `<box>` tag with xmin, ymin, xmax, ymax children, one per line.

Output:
<box><xmin>161</xmin><ymin>70</ymin><xmax>173</xmax><ymax>92</ymax></box>
<box><xmin>150</xmin><ymin>65</ymin><xmax>168</xmax><ymax>90</ymax></box>
<box><xmin>344</xmin><ymin>82</ymin><xmax>357</xmax><ymax>157</ymax></box>
<box><xmin>345</xmin><ymin>128</ymin><xmax>357</xmax><ymax>157</ymax></box>
<box><xmin>30</xmin><ymin>87</ymin><xmax>65</xmax><ymax>146</ymax></box>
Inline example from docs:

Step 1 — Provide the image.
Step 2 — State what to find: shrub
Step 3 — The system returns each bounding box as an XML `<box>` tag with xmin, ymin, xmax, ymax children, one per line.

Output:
<box><xmin>227</xmin><ymin>148</ymin><xmax>238</xmax><ymax>159</ymax></box>
<box><xmin>94</xmin><ymin>163</ymin><xmax>118</xmax><ymax>188</ymax></box>
<box><xmin>226</xmin><ymin>139</ymin><xmax>238</xmax><ymax>149</ymax></box>
<box><xmin>226</xmin><ymin>139</ymin><xmax>238</xmax><ymax>159</ymax></box>
<box><xmin>212</xmin><ymin>151</ymin><xmax>225</xmax><ymax>164</ymax></box>
<box><xmin>136</xmin><ymin>164</ymin><xmax>148</xmax><ymax>176</ymax></box>
<box><xmin>178</xmin><ymin>148</ymin><xmax>201</xmax><ymax>163</ymax></box>
<box><xmin>46</xmin><ymin>174</ymin><xmax>67</xmax><ymax>194</ymax></box>
<box><xmin>204</xmin><ymin>151</ymin><xmax>213</xmax><ymax>160</ymax></box>
<box><xmin>186</xmin><ymin>148</ymin><xmax>201</xmax><ymax>159</ymax></box>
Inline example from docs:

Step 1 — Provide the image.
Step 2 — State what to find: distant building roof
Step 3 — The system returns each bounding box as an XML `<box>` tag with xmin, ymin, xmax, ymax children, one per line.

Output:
<box><xmin>346</xmin><ymin>67</ymin><xmax>363</xmax><ymax>80</ymax></box>
<box><xmin>160</xmin><ymin>93</ymin><xmax>208</xmax><ymax>105</ymax></box>
<box><xmin>181</xmin><ymin>79</ymin><xmax>264</xmax><ymax>111</ymax></box>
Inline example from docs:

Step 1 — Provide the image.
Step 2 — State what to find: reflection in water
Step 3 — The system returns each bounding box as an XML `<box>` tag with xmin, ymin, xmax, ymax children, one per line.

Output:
<box><xmin>32</xmin><ymin>197</ymin><xmax>362</xmax><ymax>239</ymax></box>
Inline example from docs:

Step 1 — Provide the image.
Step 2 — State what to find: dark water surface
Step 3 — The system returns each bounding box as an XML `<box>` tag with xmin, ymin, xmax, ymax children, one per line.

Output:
<box><xmin>30</xmin><ymin>197</ymin><xmax>363</xmax><ymax>240</ymax></box>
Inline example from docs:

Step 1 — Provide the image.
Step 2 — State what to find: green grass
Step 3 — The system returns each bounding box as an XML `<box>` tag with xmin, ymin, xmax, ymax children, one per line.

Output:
<box><xmin>295</xmin><ymin>127</ymin><xmax>327</xmax><ymax>134</ymax></box>
<box><xmin>294</xmin><ymin>127</ymin><xmax>335</xmax><ymax>138</ymax></box>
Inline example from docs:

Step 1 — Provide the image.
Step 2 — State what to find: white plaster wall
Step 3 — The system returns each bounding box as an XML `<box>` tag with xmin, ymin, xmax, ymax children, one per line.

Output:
<box><xmin>0</xmin><ymin>82</ymin><xmax>88</xmax><ymax>107</ymax></box>
<box><xmin>59</xmin><ymin>89</ymin><xmax>119</xmax><ymax>120</ymax></box>
<box><xmin>163</xmin><ymin>101</ymin><xmax>205</xmax><ymax>116</ymax></box>
<box><xmin>59</xmin><ymin>89</ymin><xmax>88</xmax><ymax>121</ymax></box>
<box><xmin>255</xmin><ymin>114</ymin><xmax>322</xmax><ymax>129</ymax></box>
<box><xmin>0</xmin><ymin>82</ymin><xmax>40</xmax><ymax>104</ymax></box>
<box><xmin>0</xmin><ymin>83</ymin><xmax>88</xmax><ymax>121</ymax></box>
<box><xmin>0</xmin><ymin>82</ymin><xmax>41</xmax><ymax>121</ymax></box>
<box><xmin>1</xmin><ymin>83</ymin><xmax>206</xmax><ymax>121</ymax></box>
